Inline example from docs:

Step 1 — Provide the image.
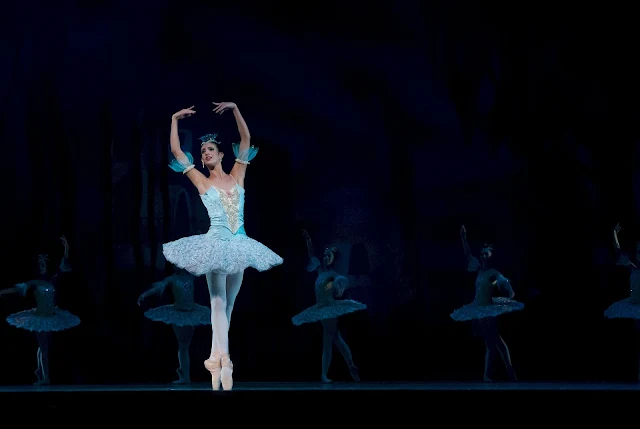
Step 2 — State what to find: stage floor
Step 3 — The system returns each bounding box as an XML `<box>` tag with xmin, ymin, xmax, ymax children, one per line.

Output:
<box><xmin>1</xmin><ymin>381</ymin><xmax>638</xmax><ymax>422</ymax></box>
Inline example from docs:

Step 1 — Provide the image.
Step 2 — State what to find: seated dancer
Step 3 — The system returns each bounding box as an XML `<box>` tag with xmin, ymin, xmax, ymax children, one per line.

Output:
<box><xmin>450</xmin><ymin>225</ymin><xmax>523</xmax><ymax>382</ymax></box>
<box><xmin>292</xmin><ymin>229</ymin><xmax>365</xmax><ymax>383</ymax></box>
<box><xmin>0</xmin><ymin>236</ymin><xmax>80</xmax><ymax>385</ymax></box>
<box><xmin>138</xmin><ymin>266</ymin><xmax>210</xmax><ymax>384</ymax></box>
<box><xmin>604</xmin><ymin>223</ymin><xmax>640</xmax><ymax>381</ymax></box>
<box><xmin>162</xmin><ymin>102</ymin><xmax>283</xmax><ymax>391</ymax></box>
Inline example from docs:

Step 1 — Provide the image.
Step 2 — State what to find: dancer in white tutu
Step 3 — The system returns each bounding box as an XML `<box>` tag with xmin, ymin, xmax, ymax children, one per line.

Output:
<box><xmin>138</xmin><ymin>267</ymin><xmax>210</xmax><ymax>384</ymax></box>
<box><xmin>293</xmin><ymin>230</ymin><xmax>365</xmax><ymax>383</ymax></box>
<box><xmin>605</xmin><ymin>223</ymin><xmax>640</xmax><ymax>380</ymax></box>
<box><xmin>0</xmin><ymin>236</ymin><xmax>80</xmax><ymax>385</ymax></box>
<box><xmin>163</xmin><ymin>102</ymin><xmax>283</xmax><ymax>391</ymax></box>
<box><xmin>451</xmin><ymin>225</ymin><xmax>522</xmax><ymax>381</ymax></box>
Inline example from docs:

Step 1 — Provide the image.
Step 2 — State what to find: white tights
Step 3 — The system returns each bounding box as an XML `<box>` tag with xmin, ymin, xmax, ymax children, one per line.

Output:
<box><xmin>205</xmin><ymin>271</ymin><xmax>244</xmax><ymax>357</ymax></box>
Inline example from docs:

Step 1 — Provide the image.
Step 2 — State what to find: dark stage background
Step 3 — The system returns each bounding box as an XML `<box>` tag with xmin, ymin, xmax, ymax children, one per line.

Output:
<box><xmin>1</xmin><ymin>1</ymin><xmax>640</xmax><ymax>385</ymax></box>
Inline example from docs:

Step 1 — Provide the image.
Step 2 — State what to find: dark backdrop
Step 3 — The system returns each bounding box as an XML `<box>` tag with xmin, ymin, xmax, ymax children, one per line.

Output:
<box><xmin>1</xmin><ymin>1</ymin><xmax>640</xmax><ymax>384</ymax></box>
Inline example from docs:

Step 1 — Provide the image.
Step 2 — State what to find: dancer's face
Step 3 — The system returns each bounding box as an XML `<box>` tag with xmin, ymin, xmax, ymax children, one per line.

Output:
<box><xmin>201</xmin><ymin>143</ymin><xmax>223</xmax><ymax>169</ymax></box>
<box><xmin>323</xmin><ymin>250</ymin><xmax>335</xmax><ymax>267</ymax></box>
<box><xmin>479</xmin><ymin>248</ymin><xmax>492</xmax><ymax>262</ymax></box>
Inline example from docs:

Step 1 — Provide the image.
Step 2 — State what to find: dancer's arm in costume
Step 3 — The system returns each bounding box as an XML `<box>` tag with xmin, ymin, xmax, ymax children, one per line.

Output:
<box><xmin>168</xmin><ymin>106</ymin><xmax>212</xmax><ymax>194</ymax></box>
<box><xmin>489</xmin><ymin>272</ymin><xmax>515</xmax><ymax>299</ymax></box>
<box><xmin>0</xmin><ymin>282</ymin><xmax>34</xmax><ymax>298</ymax></box>
<box><xmin>460</xmin><ymin>225</ymin><xmax>480</xmax><ymax>272</ymax></box>
<box><xmin>214</xmin><ymin>102</ymin><xmax>256</xmax><ymax>189</ymax></box>
<box><xmin>613</xmin><ymin>223</ymin><xmax>637</xmax><ymax>269</ymax></box>
<box><xmin>137</xmin><ymin>276</ymin><xmax>172</xmax><ymax>306</ymax></box>
<box><xmin>302</xmin><ymin>229</ymin><xmax>322</xmax><ymax>273</ymax></box>
<box><xmin>50</xmin><ymin>235</ymin><xmax>72</xmax><ymax>285</ymax></box>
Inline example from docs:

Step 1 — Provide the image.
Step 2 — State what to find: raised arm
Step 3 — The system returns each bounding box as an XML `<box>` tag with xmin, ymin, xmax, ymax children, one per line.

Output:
<box><xmin>169</xmin><ymin>107</ymin><xmax>210</xmax><ymax>195</ymax></box>
<box><xmin>137</xmin><ymin>276</ymin><xmax>171</xmax><ymax>306</ymax></box>
<box><xmin>55</xmin><ymin>236</ymin><xmax>72</xmax><ymax>275</ymax></box>
<box><xmin>301</xmin><ymin>229</ymin><xmax>321</xmax><ymax>272</ymax></box>
<box><xmin>213</xmin><ymin>102</ymin><xmax>257</xmax><ymax>188</ymax></box>
<box><xmin>613</xmin><ymin>223</ymin><xmax>636</xmax><ymax>268</ymax></box>
<box><xmin>460</xmin><ymin>225</ymin><xmax>480</xmax><ymax>272</ymax></box>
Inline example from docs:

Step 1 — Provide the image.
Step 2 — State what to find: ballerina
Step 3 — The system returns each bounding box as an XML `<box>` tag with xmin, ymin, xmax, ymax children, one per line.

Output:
<box><xmin>604</xmin><ymin>223</ymin><xmax>640</xmax><ymax>381</ymax></box>
<box><xmin>162</xmin><ymin>102</ymin><xmax>283</xmax><ymax>391</ymax></box>
<box><xmin>0</xmin><ymin>236</ymin><xmax>80</xmax><ymax>385</ymax></box>
<box><xmin>292</xmin><ymin>229</ymin><xmax>365</xmax><ymax>383</ymax></box>
<box><xmin>450</xmin><ymin>225</ymin><xmax>523</xmax><ymax>382</ymax></box>
<box><xmin>138</xmin><ymin>267</ymin><xmax>210</xmax><ymax>384</ymax></box>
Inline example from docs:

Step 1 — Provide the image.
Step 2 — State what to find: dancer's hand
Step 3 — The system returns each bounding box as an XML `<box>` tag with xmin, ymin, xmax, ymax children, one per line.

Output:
<box><xmin>172</xmin><ymin>106</ymin><xmax>196</xmax><ymax>120</ymax></box>
<box><xmin>614</xmin><ymin>223</ymin><xmax>622</xmax><ymax>234</ymax></box>
<box><xmin>137</xmin><ymin>294</ymin><xmax>145</xmax><ymax>306</ymax></box>
<box><xmin>325</xmin><ymin>281</ymin><xmax>333</xmax><ymax>292</ymax></box>
<box><xmin>301</xmin><ymin>229</ymin><xmax>310</xmax><ymax>240</ymax></box>
<box><xmin>60</xmin><ymin>235</ymin><xmax>69</xmax><ymax>251</ymax></box>
<box><xmin>460</xmin><ymin>225</ymin><xmax>467</xmax><ymax>239</ymax></box>
<box><xmin>212</xmin><ymin>102</ymin><xmax>236</xmax><ymax>114</ymax></box>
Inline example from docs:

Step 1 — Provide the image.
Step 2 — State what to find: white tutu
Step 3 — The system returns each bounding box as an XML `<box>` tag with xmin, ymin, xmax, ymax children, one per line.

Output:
<box><xmin>7</xmin><ymin>308</ymin><xmax>80</xmax><ymax>332</ymax></box>
<box><xmin>450</xmin><ymin>297</ymin><xmax>524</xmax><ymax>322</ymax></box>
<box><xmin>604</xmin><ymin>298</ymin><xmax>640</xmax><ymax>320</ymax></box>
<box><xmin>292</xmin><ymin>300</ymin><xmax>367</xmax><ymax>326</ymax></box>
<box><xmin>144</xmin><ymin>304</ymin><xmax>211</xmax><ymax>326</ymax></box>
<box><xmin>163</xmin><ymin>233</ymin><xmax>283</xmax><ymax>276</ymax></box>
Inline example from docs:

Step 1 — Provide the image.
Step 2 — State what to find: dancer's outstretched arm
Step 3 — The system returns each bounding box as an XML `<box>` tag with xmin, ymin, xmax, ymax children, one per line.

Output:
<box><xmin>0</xmin><ymin>282</ymin><xmax>33</xmax><ymax>298</ymax></box>
<box><xmin>168</xmin><ymin>106</ymin><xmax>210</xmax><ymax>195</ymax></box>
<box><xmin>613</xmin><ymin>223</ymin><xmax>637</xmax><ymax>268</ymax></box>
<box><xmin>460</xmin><ymin>225</ymin><xmax>480</xmax><ymax>271</ymax></box>
<box><xmin>214</xmin><ymin>102</ymin><xmax>255</xmax><ymax>189</ymax></box>
<box><xmin>137</xmin><ymin>277</ymin><xmax>171</xmax><ymax>307</ymax></box>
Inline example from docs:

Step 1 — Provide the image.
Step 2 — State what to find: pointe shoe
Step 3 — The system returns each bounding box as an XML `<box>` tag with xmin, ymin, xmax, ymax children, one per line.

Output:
<box><xmin>348</xmin><ymin>365</ymin><xmax>360</xmax><ymax>382</ymax></box>
<box><xmin>204</xmin><ymin>355</ymin><xmax>221</xmax><ymax>391</ymax></box>
<box><xmin>321</xmin><ymin>375</ymin><xmax>332</xmax><ymax>383</ymax></box>
<box><xmin>220</xmin><ymin>354</ymin><xmax>233</xmax><ymax>391</ymax></box>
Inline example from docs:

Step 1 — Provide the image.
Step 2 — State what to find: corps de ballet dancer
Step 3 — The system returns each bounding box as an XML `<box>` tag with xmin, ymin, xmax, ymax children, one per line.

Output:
<box><xmin>450</xmin><ymin>225</ymin><xmax>523</xmax><ymax>382</ymax></box>
<box><xmin>292</xmin><ymin>229</ymin><xmax>365</xmax><ymax>383</ymax></box>
<box><xmin>0</xmin><ymin>236</ymin><xmax>80</xmax><ymax>385</ymax></box>
<box><xmin>137</xmin><ymin>266</ymin><xmax>210</xmax><ymax>384</ymax></box>
<box><xmin>605</xmin><ymin>223</ymin><xmax>640</xmax><ymax>381</ymax></box>
<box><xmin>162</xmin><ymin>102</ymin><xmax>283</xmax><ymax>391</ymax></box>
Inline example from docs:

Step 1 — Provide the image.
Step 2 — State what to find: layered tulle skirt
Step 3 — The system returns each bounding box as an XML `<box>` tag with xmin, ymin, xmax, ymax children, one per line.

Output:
<box><xmin>292</xmin><ymin>300</ymin><xmax>367</xmax><ymax>326</ymax></box>
<box><xmin>450</xmin><ymin>297</ymin><xmax>524</xmax><ymax>322</ymax></box>
<box><xmin>163</xmin><ymin>232</ymin><xmax>283</xmax><ymax>276</ymax></box>
<box><xmin>6</xmin><ymin>308</ymin><xmax>80</xmax><ymax>332</ymax></box>
<box><xmin>604</xmin><ymin>298</ymin><xmax>640</xmax><ymax>320</ymax></box>
<box><xmin>144</xmin><ymin>304</ymin><xmax>211</xmax><ymax>327</ymax></box>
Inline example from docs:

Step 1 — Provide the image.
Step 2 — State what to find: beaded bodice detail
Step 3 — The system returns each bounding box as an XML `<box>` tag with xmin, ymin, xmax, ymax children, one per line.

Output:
<box><xmin>200</xmin><ymin>183</ymin><xmax>245</xmax><ymax>237</ymax></box>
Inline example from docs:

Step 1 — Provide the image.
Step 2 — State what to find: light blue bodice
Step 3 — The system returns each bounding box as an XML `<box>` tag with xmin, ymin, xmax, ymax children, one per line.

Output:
<box><xmin>200</xmin><ymin>183</ymin><xmax>247</xmax><ymax>240</ymax></box>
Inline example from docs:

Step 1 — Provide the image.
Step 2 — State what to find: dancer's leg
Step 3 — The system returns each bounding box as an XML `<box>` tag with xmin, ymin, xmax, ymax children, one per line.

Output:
<box><xmin>225</xmin><ymin>271</ymin><xmax>244</xmax><ymax>327</ymax></box>
<box><xmin>172</xmin><ymin>325</ymin><xmax>195</xmax><ymax>384</ymax></box>
<box><xmin>480</xmin><ymin>318</ymin><xmax>516</xmax><ymax>381</ymax></box>
<box><xmin>35</xmin><ymin>332</ymin><xmax>51</xmax><ymax>385</ymax></box>
<box><xmin>320</xmin><ymin>318</ymin><xmax>338</xmax><ymax>383</ymax></box>
<box><xmin>334</xmin><ymin>329</ymin><xmax>360</xmax><ymax>382</ymax></box>
<box><xmin>204</xmin><ymin>272</ymin><xmax>227</xmax><ymax>390</ymax></box>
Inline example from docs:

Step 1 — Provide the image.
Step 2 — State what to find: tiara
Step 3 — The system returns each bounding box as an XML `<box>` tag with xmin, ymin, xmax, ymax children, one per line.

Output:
<box><xmin>199</xmin><ymin>133</ymin><xmax>221</xmax><ymax>145</ymax></box>
<box><xmin>481</xmin><ymin>243</ymin><xmax>494</xmax><ymax>251</ymax></box>
<box><xmin>38</xmin><ymin>254</ymin><xmax>49</xmax><ymax>263</ymax></box>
